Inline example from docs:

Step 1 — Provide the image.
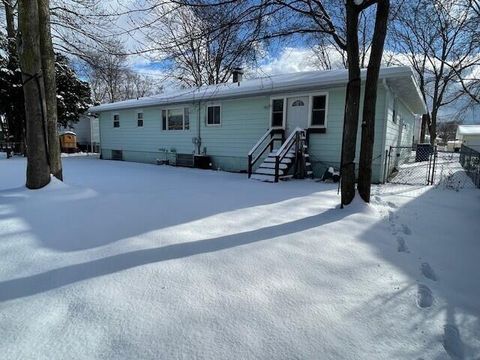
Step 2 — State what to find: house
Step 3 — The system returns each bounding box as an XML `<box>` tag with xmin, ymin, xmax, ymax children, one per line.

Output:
<box><xmin>456</xmin><ymin>125</ymin><xmax>480</xmax><ymax>151</ymax></box>
<box><xmin>58</xmin><ymin>115</ymin><xmax>100</xmax><ymax>152</ymax></box>
<box><xmin>89</xmin><ymin>67</ymin><xmax>426</xmax><ymax>183</ymax></box>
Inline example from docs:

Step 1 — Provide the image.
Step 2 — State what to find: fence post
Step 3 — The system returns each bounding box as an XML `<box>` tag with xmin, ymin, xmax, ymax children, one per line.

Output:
<box><xmin>383</xmin><ymin>149</ymin><xmax>389</xmax><ymax>183</ymax></box>
<box><xmin>429</xmin><ymin>146</ymin><xmax>437</xmax><ymax>185</ymax></box>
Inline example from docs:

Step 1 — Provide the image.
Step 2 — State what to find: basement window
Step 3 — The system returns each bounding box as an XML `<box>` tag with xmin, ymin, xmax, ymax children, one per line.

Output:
<box><xmin>311</xmin><ymin>95</ymin><xmax>327</xmax><ymax>127</ymax></box>
<box><xmin>113</xmin><ymin>114</ymin><xmax>120</xmax><ymax>128</ymax></box>
<box><xmin>207</xmin><ymin>105</ymin><xmax>221</xmax><ymax>126</ymax></box>
<box><xmin>137</xmin><ymin>112</ymin><xmax>143</xmax><ymax>127</ymax></box>
<box><xmin>271</xmin><ymin>98</ymin><xmax>284</xmax><ymax>128</ymax></box>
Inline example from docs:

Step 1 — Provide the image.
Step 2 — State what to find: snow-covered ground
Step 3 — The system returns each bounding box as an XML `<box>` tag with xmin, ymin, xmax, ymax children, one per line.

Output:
<box><xmin>0</xmin><ymin>155</ymin><xmax>479</xmax><ymax>359</ymax></box>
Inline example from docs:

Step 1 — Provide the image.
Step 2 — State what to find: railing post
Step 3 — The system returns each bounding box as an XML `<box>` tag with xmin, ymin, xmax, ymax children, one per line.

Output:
<box><xmin>248</xmin><ymin>154</ymin><xmax>252</xmax><ymax>178</ymax></box>
<box><xmin>383</xmin><ymin>149</ymin><xmax>389</xmax><ymax>183</ymax></box>
<box><xmin>274</xmin><ymin>156</ymin><xmax>279</xmax><ymax>183</ymax></box>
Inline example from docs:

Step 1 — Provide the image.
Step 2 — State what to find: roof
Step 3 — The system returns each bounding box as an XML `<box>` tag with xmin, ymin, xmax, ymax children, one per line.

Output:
<box><xmin>59</xmin><ymin>130</ymin><xmax>76</xmax><ymax>136</ymax></box>
<box><xmin>89</xmin><ymin>66</ymin><xmax>427</xmax><ymax>114</ymax></box>
<box><xmin>457</xmin><ymin>125</ymin><xmax>480</xmax><ymax>136</ymax></box>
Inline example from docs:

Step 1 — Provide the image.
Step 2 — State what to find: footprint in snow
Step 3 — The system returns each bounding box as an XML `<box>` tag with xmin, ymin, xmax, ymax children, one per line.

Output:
<box><xmin>443</xmin><ymin>324</ymin><xmax>465</xmax><ymax>359</ymax></box>
<box><xmin>397</xmin><ymin>236</ymin><xmax>409</xmax><ymax>253</ymax></box>
<box><xmin>401</xmin><ymin>224</ymin><xmax>412</xmax><ymax>235</ymax></box>
<box><xmin>386</xmin><ymin>201</ymin><xmax>397</xmax><ymax>209</ymax></box>
<box><xmin>420</xmin><ymin>262</ymin><xmax>437</xmax><ymax>281</ymax></box>
<box><xmin>388</xmin><ymin>210</ymin><xmax>398</xmax><ymax>223</ymax></box>
<box><xmin>416</xmin><ymin>284</ymin><xmax>434</xmax><ymax>308</ymax></box>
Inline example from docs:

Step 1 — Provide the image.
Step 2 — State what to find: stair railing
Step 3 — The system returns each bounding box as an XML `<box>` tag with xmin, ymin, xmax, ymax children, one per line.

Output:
<box><xmin>274</xmin><ymin>127</ymin><xmax>306</xmax><ymax>182</ymax></box>
<box><xmin>247</xmin><ymin>128</ymin><xmax>284</xmax><ymax>178</ymax></box>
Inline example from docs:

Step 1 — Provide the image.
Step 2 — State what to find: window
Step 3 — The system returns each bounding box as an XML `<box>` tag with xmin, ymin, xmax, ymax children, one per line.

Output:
<box><xmin>111</xmin><ymin>149</ymin><xmax>123</xmax><ymax>160</ymax></box>
<box><xmin>184</xmin><ymin>108</ymin><xmax>190</xmax><ymax>130</ymax></box>
<box><xmin>392</xmin><ymin>98</ymin><xmax>397</xmax><ymax>123</ymax></box>
<box><xmin>137</xmin><ymin>112</ymin><xmax>143</xmax><ymax>127</ymax></box>
<box><xmin>292</xmin><ymin>99</ymin><xmax>305</xmax><ymax>107</ymax></box>
<box><xmin>207</xmin><ymin>105</ymin><xmax>221</xmax><ymax>126</ymax></box>
<box><xmin>113</xmin><ymin>114</ymin><xmax>120</xmax><ymax>128</ymax></box>
<box><xmin>271</xmin><ymin>99</ymin><xmax>284</xmax><ymax>127</ymax></box>
<box><xmin>311</xmin><ymin>95</ymin><xmax>326</xmax><ymax>127</ymax></box>
<box><xmin>162</xmin><ymin>108</ymin><xmax>190</xmax><ymax>130</ymax></box>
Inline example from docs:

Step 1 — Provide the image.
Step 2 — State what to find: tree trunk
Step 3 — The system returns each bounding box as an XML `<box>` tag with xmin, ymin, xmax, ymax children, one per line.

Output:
<box><xmin>429</xmin><ymin>110</ymin><xmax>437</xmax><ymax>145</ymax></box>
<box><xmin>17</xmin><ymin>0</ymin><xmax>51</xmax><ymax>189</ymax></box>
<box><xmin>38</xmin><ymin>0</ymin><xmax>63</xmax><ymax>180</ymax></box>
<box><xmin>420</xmin><ymin>113</ymin><xmax>429</xmax><ymax>143</ymax></box>
<box><xmin>357</xmin><ymin>0</ymin><xmax>390</xmax><ymax>203</ymax></box>
<box><xmin>340</xmin><ymin>0</ymin><xmax>361</xmax><ymax>206</ymax></box>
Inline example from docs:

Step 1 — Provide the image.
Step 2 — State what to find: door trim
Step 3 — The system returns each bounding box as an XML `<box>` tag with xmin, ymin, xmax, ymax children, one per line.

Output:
<box><xmin>269</xmin><ymin>91</ymin><xmax>329</xmax><ymax>130</ymax></box>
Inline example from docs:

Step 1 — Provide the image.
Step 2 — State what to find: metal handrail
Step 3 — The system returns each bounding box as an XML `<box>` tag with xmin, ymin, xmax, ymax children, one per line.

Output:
<box><xmin>247</xmin><ymin>128</ymin><xmax>283</xmax><ymax>178</ymax></box>
<box><xmin>274</xmin><ymin>128</ymin><xmax>305</xmax><ymax>182</ymax></box>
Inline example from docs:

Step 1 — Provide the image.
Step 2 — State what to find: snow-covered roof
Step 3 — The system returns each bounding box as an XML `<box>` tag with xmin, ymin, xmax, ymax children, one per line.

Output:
<box><xmin>59</xmin><ymin>130</ymin><xmax>76</xmax><ymax>136</ymax></box>
<box><xmin>89</xmin><ymin>66</ymin><xmax>427</xmax><ymax>114</ymax></box>
<box><xmin>457</xmin><ymin>125</ymin><xmax>480</xmax><ymax>136</ymax></box>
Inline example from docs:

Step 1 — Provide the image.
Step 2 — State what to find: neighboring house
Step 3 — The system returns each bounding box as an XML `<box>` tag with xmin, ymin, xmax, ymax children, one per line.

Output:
<box><xmin>59</xmin><ymin>115</ymin><xmax>100</xmax><ymax>152</ymax></box>
<box><xmin>456</xmin><ymin>125</ymin><xmax>480</xmax><ymax>151</ymax></box>
<box><xmin>89</xmin><ymin>67</ymin><xmax>426</xmax><ymax>183</ymax></box>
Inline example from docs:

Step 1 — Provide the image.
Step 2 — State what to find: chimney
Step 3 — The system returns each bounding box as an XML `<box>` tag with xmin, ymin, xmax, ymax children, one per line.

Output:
<box><xmin>232</xmin><ymin>67</ymin><xmax>243</xmax><ymax>83</ymax></box>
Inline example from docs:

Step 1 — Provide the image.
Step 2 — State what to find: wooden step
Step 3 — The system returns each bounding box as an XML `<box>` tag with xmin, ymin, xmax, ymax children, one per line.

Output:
<box><xmin>264</xmin><ymin>157</ymin><xmax>292</xmax><ymax>164</ymax></box>
<box><xmin>259</xmin><ymin>162</ymin><xmax>288</xmax><ymax>169</ymax></box>
<box><xmin>256</xmin><ymin>167</ymin><xmax>286</xmax><ymax>176</ymax></box>
<box><xmin>250</xmin><ymin>173</ymin><xmax>276</xmax><ymax>182</ymax></box>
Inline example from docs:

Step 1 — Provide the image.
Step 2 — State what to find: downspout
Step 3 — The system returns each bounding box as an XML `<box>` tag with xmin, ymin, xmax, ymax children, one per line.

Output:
<box><xmin>197</xmin><ymin>101</ymin><xmax>201</xmax><ymax>154</ymax></box>
<box><xmin>380</xmin><ymin>78</ymin><xmax>389</xmax><ymax>183</ymax></box>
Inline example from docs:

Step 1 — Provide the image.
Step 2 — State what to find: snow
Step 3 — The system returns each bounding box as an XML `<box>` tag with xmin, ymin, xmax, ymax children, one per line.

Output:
<box><xmin>0</xmin><ymin>156</ymin><xmax>479</xmax><ymax>359</ymax></box>
<box><xmin>89</xmin><ymin>67</ymin><xmax>425</xmax><ymax>114</ymax></box>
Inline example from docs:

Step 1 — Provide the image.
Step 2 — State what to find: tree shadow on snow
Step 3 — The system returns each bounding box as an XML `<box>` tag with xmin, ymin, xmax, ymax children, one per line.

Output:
<box><xmin>0</xmin><ymin>207</ymin><xmax>347</xmax><ymax>302</ymax></box>
<box><xmin>0</xmin><ymin>157</ymin><xmax>337</xmax><ymax>252</ymax></box>
<box><xmin>356</xmin><ymin>184</ymin><xmax>480</xmax><ymax>359</ymax></box>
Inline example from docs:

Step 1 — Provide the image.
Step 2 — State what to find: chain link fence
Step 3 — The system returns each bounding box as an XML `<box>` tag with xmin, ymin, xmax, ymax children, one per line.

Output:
<box><xmin>385</xmin><ymin>144</ymin><xmax>479</xmax><ymax>189</ymax></box>
<box><xmin>459</xmin><ymin>145</ymin><xmax>480</xmax><ymax>188</ymax></box>
<box><xmin>385</xmin><ymin>145</ymin><xmax>435</xmax><ymax>185</ymax></box>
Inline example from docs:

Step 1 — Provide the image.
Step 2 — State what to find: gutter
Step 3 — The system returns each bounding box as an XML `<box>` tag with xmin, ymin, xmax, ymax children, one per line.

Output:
<box><xmin>89</xmin><ymin>67</ymin><xmax>418</xmax><ymax>114</ymax></box>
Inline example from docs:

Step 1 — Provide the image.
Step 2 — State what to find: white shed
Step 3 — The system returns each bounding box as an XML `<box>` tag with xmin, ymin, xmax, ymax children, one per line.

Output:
<box><xmin>456</xmin><ymin>125</ymin><xmax>480</xmax><ymax>151</ymax></box>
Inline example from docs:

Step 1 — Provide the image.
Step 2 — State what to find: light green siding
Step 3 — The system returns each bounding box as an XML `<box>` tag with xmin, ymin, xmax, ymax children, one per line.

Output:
<box><xmin>308</xmin><ymin>86</ymin><xmax>387</xmax><ymax>183</ymax></box>
<box><xmin>381</xmin><ymin>87</ymin><xmax>417</xmax><ymax>180</ymax></box>
<box><xmin>98</xmin><ymin>84</ymin><xmax>416</xmax><ymax>184</ymax></box>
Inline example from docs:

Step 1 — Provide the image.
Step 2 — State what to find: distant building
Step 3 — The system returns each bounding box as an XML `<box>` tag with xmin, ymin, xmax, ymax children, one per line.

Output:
<box><xmin>456</xmin><ymin>125</ymin><xmax>480</xmax><ymax>151</ymax></box>
<box><xmin>59</xmin><ymin>115</ymin><xmax>100</xmax><ymax>152</ymax></box>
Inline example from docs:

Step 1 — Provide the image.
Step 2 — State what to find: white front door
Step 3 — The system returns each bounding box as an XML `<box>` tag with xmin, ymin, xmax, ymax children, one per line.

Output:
<box><xmin>286</xmin><ymin>96</ymin><xmax>309</xmax><ymax>135</ymax></box>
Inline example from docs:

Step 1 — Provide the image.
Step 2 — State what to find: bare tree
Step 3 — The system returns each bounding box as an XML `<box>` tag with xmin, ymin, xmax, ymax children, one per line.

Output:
<box><xmin>17</xmin><ymin>0</ymin><xmax>51</xmax><ymax>188</ymax></box>
<box><xmin>38</xmin><ymin>0</ymin><xmax>62</xmax><ymax>180</ymax></box>
<box><xmin>390</xmin><ymin>0</ymin><xmax>480</xmax><ymax>144</ymax></box>
<box><xmin>140</xmin><ymin>1</ymin><xmax>265</xmax><ymax>86</ymax></box>
<box><xmin>81</xmin><ymin>40</ymin><xmax>163</xmax><ymax>103</ymax></box>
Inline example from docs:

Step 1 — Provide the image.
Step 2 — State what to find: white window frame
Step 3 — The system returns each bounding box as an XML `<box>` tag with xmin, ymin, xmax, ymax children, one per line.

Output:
<box><xmin>392</xmin><ymin>97</ymin><xmax>398</xmax><ymax>123</ymax></box>
<box><xmin>269</xmin><ymin>97</ymin><xmax>286</xmax><ymax>129</ymax></box>
<box><xmin>206</xmin><ymin>104</ymin><xmax>222</xmax><ymax>127</ymax></box>
<box><xmin>162</xmin><ymin>107</ymin><xmax>190</xmax><ymax>131</ymax></box>
<box><xmin>308</xmin><ymin>92</ymin><xmax>329</xmax><ymax>128</ymax></box>
<box><xmin>137</xmin><ymin>110</ymin><xmax>144</xmax><ymax>127</ymax></box>
<box><xmin>113</xmin><ymin>113</ymin><xmax>120</xmax><ymax>128</ymax></box>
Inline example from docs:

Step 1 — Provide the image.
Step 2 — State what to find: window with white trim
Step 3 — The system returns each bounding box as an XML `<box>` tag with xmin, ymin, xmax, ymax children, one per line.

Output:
<box><xmin>207</xmin><ymin>105</ymin><xmax>221</xmax><ymax>126</ymax></box>
<box><xmin>392</xmin><ymin>98</ymin><xmax>397</xmax><ymax>123</ymax></box>
<box><xmin>113</xmin><ymin>114</ymin><xmax>120</xmax><ymax>128</ymax></box>
<box><xmin>271</xmin><ymin>98</ymin><xmax>284</xmax><ymax>127</ymax></box>
<box><xmin>311</xmin><ymin>95</ymin><xmax>326</xmax><ymax>127</ymax></box>
<box><xmin>137</xmin><ymin>112</ymin><xmax>143</xmax><ymax>127</ymax></box>
<box><xmin>161</xmin><ymin>108</ymin><xmax>190</xmax><ymax>130</ymax></box>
